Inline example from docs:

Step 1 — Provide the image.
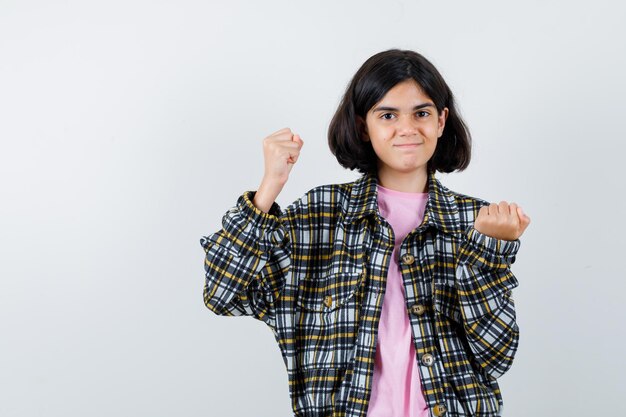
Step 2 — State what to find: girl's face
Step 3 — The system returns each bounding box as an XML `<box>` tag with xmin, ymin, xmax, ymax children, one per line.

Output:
<box><xmin>361</xmin><ymin>79</ymin><xmax>448</xmax><ymax>179</ymax></box>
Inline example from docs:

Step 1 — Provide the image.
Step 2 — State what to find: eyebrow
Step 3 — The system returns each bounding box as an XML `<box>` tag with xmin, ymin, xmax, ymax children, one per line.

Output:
<box><xmin>371</xmin><ymin>103</ymin><xmax>435</xmax><ymax>113</ymax></box>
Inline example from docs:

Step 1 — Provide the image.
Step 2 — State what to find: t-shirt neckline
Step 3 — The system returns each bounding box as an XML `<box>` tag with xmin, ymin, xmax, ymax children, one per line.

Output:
<box><xmin>377</xmin><ymin>184</ymin><xmax>428</xmax><ymax>199</ymax></box>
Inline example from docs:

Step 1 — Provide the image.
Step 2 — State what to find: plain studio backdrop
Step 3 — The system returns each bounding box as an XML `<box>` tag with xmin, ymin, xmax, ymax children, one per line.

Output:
<box><xmin>1</xmin><ymin>1</ymin><xmax>624</xmax><ymax>416</ymax></box>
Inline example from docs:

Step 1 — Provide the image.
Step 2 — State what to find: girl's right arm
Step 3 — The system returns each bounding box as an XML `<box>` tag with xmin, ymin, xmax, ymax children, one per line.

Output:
<box><xmin>199</xmin><ymin>128</ymin><xmax>304</xmax><ymax>330</ymax></box>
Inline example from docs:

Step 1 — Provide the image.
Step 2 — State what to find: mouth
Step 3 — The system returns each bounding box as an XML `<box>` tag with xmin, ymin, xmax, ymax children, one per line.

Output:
<box><xmin>394</xmin><ymin>143</ymin><xmax>423</xmax><ymax>148</ymax></box>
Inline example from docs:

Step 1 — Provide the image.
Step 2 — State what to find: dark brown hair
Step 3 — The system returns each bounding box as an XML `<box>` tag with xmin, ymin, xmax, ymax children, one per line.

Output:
<box><xmin>328</xmin><ymin>48</ymin><xmax>471</xmax><ymax>176</ymax></box>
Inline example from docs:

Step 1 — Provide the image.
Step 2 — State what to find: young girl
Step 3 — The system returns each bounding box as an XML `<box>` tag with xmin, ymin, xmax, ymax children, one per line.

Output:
<box><xmin>201</xmin><ymin>48</ymin><xmax>530</xmax><ymax>417</ymax></box>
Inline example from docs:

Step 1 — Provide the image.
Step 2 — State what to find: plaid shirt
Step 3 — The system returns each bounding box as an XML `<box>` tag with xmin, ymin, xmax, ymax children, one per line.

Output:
<box><xmin>200</xmin><ymin>170</ymin><xmax>521</xmax><ymax>417</ymax></box>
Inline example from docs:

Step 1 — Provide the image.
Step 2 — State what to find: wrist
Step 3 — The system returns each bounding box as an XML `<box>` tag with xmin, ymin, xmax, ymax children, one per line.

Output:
<box><xmin>253</xmin><ymin>179</ymin><xmax>284</xmax><ymax>213</ymax></box>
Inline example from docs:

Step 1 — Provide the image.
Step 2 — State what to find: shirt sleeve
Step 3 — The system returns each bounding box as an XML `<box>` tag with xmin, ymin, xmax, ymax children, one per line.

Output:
<box><xmin>454</xmin><ymin>224</ymin><xmax>522</xmax><ymax>379</ymax></box>
<box><xmin>200</xmin><ymin>190</ymin><xmax>300</xmax><ymax>330</ymax></box>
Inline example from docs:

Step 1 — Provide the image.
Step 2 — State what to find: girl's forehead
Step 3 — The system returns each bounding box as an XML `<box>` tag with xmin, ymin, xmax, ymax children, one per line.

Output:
<box><xmin>384</xmin><ymin>79</ymin><xmax>428</xmax><ymax>97</ymax></box>
<box><xmin>370</xmin><ymin>82</ymin><xmax>433</xmax><ymax>109</ymax></box>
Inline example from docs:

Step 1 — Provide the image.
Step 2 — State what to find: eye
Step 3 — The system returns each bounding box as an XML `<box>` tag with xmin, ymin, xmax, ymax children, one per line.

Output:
<box><xmin>380</xmin><ymin>113</ymin><xmax>395</xmax><ymax>120</ymax></box>
<box><xmin>416</xmin><ymin>111</ymin><xmax>430</xmax><ymax>117</ymax></box>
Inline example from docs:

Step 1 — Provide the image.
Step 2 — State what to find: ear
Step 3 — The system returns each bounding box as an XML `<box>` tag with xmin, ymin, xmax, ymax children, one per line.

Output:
<box><xmin>437</xmin><ymin>107</ymin><xmax>449</xmax><ymax>138</ymax></box>
<box><xmin>356</xmin><ymin>115</ymin><xmax>370</xmax><ymax>142</ymax></box>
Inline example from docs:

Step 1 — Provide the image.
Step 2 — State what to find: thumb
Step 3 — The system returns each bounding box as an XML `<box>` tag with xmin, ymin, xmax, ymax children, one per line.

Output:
<box><xmin>293</xmin><ymin>133</ymin><xmax>304</xmax><ymax>146</ymax></box>
<box><xmin>517</xmin><ymin>206</ymin><xmax>530</xmax><ymax>222</ymax></box>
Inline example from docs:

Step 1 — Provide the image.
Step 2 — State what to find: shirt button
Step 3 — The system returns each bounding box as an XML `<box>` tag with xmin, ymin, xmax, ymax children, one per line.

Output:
<box><xmin>433</xmin><ymin>403</ymin><xmax>447</xmax><ymax>416</ymax></box>
<box><xmin>410</xmin><ymin>304</ymin><xmax>426</xmax><ymax>315</ymax></box>
<box><xmin>401</xmin><ymin>253</ymin><xmax>415</xmax><ymax>265</ymax></box>
<box><xmin>422</xmin><ymin>353</ymin><xmax>435</xmax><ymax>366</ymax></box>
<box><xmin>323</xmin><ymin>295</ymin><xmax>333</xmax><ymax>308</ymax></box>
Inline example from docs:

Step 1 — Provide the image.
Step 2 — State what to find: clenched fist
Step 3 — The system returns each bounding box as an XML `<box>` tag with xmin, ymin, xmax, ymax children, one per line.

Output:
<box><xmin>253</xmin><ymin>127</ymin><xmax>304</xmax><ymax>213</ymax></box>
<box><xmin>262</xmin><ymin>127</ymin><xmax>304</xmax><ymax>185</ymax></box>
<box><xmin>473</xmin><ymin>201</ymin><xmax>531</xmax><ymax>241</ymax></box>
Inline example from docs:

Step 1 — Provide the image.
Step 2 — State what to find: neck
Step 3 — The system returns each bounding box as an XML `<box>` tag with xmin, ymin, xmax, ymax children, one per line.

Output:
<box><xmin>377</xmin><ymin>167</ymin><xmax>429</xmax><ymax>193</ymax></box>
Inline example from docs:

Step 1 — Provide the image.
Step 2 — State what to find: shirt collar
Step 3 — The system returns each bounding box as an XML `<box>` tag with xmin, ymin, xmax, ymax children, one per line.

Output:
<box><xmin>343</xmin><ymin>170</ymin><xmax>463</xmax><ymax>235</ymax></box>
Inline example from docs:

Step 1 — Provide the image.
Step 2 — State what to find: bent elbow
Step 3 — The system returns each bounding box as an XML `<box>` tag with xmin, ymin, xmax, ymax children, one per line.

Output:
<box><xmin>203</xmin><ymin>282</ymin><xmax>235</xmax><ymax>316</ymax></box>
<box><xmin>482</xmin><ymin>324</ymin><xmax>520</xmax><ymax>380</ymax></box>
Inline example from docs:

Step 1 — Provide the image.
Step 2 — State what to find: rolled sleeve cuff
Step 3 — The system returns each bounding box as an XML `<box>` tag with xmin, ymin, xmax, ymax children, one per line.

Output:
<box><xmin>461</xmin><ymin>225</ymin><xmax>521</xmax><ymax>269</ymax></box>
<box><xmin>221</xmin><ymin>191</ymin><xmax>287</xmax><ymax>256</ymax></box>
<box><xmin>240</xmin><ymin>189</ymin><xmax>283</xmax><ymax>223</ymax></box>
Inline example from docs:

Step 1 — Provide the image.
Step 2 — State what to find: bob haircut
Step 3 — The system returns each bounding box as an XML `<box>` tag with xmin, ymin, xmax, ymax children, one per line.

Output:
<box><xmin>328</xmin><ymin>48</ymin><xmax>472</xmax><ymax>176</ymax></box>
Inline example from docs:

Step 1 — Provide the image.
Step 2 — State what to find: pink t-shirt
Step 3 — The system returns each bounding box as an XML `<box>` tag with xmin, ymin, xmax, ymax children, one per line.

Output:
<box><xmin>366</xmin><ymin>184</ymin><xmax>430</xmax><ymax>417</ymax></box>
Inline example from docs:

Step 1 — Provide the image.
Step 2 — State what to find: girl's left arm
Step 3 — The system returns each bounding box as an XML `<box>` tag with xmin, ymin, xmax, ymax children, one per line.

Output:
<box><xmin>455</xmin><ymin>225</ymin><xmax>521</xmax><ymax>380</ymax></box>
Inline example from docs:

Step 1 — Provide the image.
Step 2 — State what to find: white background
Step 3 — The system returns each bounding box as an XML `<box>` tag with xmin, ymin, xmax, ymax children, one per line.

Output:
<box><xmin>1</xmin><ymin>0</ymin><xmax>625</xmax><ymax>416</ymax></box>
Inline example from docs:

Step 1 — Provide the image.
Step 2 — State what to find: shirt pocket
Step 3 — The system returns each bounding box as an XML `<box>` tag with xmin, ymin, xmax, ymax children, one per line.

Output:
<box><xmin>295</xmin><ymin>266</ymin><xmax>366</xmax><ymax>369</ymax></box>
<box><xmin>297</xmin><ymin>268</ymin><xmax>366</xmax><ymax>312</ymax></box>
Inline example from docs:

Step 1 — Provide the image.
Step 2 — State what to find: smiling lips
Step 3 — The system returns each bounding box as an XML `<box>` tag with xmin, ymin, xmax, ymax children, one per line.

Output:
<box><xmin>394</xmin><ymin>143</ymin><xmax>423</xmax><ymax>147</ymax></box>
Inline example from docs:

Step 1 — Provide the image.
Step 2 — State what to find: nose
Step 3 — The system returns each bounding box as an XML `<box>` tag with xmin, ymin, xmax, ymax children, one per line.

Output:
<box><xmin>397</xmin><ymin>113</ymin><xmax>418</xmax><ymax>136</ymax></box>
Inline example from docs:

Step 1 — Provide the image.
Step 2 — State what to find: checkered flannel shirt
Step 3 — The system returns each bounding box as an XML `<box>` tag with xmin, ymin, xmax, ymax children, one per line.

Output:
<box><xmin>200</xmin><ymin>170</ymin><xmax>521</xmax><ymax>417</ymax></box>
